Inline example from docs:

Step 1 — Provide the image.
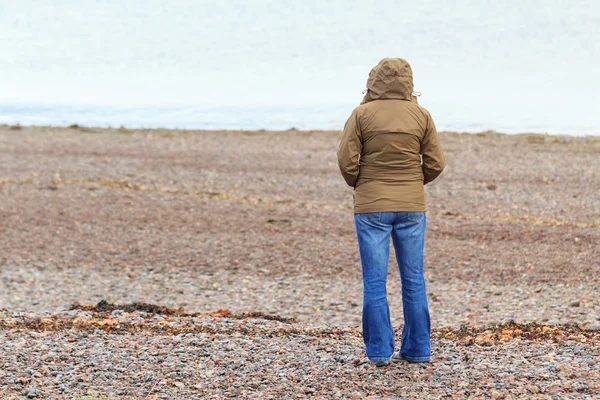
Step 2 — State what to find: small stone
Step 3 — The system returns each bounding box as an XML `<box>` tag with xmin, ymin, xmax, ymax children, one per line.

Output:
<box><xmin>527</xmin><ymin>384</ymin><xmax>540</xmax><ymax>394</ymax></box>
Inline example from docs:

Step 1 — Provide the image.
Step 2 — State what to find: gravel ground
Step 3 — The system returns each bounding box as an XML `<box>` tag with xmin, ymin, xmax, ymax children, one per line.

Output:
<box><xmin>0</xmin><ymin>125</ymin><xmax>599</xmax><ymax>398</ymax></box>
<box><xmin>0</xmin><ymin>307</ymin><xmax>598</xmax><ymax>399</ymax></box>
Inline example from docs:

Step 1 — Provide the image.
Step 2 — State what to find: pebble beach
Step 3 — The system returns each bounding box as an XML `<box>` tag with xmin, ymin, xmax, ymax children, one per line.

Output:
<box><xmin>0</xmin><ymin>125</ymin><xmax>599</xmax><ymax>399</ymax></box>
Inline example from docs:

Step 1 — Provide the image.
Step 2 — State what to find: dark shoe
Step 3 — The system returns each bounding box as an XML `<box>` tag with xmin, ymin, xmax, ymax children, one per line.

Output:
<box><xmin>368</xmin><ymin>359</ymin><xmax>391</xmax><ymax>367</ymax></box>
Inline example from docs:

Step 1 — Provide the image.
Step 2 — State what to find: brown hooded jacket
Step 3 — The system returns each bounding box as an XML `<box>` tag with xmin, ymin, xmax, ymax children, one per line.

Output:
<box><xmin>337</xmin><ymin>58</ymin><xmax>446</xmax><ymax>213</ymax></box>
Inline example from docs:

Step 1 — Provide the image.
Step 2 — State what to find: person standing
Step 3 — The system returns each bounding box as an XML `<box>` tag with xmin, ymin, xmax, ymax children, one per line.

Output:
<box><xmin>337</xmin><ymin>58</ymin><xmax>446</xmax><ymax>366</ymax></box>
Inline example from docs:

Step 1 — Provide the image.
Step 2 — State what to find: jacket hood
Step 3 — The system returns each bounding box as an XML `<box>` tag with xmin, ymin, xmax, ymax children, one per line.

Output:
<box><xmin>361</xmin><ymin>58</ymin><xmax>414</xmax><ymax>104</ymax></box>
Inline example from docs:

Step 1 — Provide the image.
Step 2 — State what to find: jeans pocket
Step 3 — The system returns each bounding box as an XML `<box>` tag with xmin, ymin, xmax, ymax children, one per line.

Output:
<box><xmin>356</xmin><ymin>212</ymin><xmax>382</xmax><ymax>223</ymax></box>
<box><xmin>406</xmin><ymin>212</ymin><xmax>425</xmax><ymax>223</ymax></box>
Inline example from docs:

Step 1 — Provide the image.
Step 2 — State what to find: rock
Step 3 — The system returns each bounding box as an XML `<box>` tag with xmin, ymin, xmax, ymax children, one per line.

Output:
<box><xmin>39</xmin><ymin>185</ymin><xmax>59</xmax><ymax>191</ymax></box>
<box><xmin>527</xmin><ymin>384</ymin><xmax>540</xmax><ymax>394</ymax></box>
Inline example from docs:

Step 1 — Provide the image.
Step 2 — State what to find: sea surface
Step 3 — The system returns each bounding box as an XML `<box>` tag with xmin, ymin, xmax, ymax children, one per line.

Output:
<box><xmin>1</xmin><ymin>0</ymin><xmax>599</xmax><ymax>135</ymax></box>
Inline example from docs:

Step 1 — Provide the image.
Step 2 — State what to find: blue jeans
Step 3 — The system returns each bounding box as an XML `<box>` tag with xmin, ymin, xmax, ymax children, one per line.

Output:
<box><xmin>354</xmin><ymin>212</ymin><xmax>430</xmax><ymax>362</ymax></box>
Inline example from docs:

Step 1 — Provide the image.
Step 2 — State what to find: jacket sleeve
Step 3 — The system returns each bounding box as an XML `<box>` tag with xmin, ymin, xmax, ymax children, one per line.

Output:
<box><xmin>336</xmin><ymin>108</ymin><xmax>362</xmax><ymax>187</ymax></box>
<box><xmin>421</xmin><ymin>113</ymin><xmax>446</xmax><ymax>184</ymax></box>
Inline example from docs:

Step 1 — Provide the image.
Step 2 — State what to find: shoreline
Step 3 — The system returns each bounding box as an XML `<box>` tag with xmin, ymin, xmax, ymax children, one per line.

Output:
<box><xmin>2</xmin><ymin>123</ymin><xmax>600</xmax><ymax>141</ymax></box>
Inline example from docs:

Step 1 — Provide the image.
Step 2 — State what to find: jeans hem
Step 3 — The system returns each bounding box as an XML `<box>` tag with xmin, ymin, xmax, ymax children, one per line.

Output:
<box><xmin>368</xmin><ymin>356</ymin><xmax>392</xmax><ymax>362</ymax></box>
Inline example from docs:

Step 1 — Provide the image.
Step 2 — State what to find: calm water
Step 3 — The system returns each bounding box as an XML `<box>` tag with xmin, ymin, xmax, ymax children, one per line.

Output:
<box><xmin>1</xmin><ymin>0</ymin><xmax>599</xmax><ymax>135</ymax></box>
